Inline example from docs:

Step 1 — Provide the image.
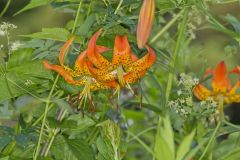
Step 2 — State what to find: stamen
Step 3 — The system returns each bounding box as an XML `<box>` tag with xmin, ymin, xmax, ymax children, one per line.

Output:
<box><xmin>126</xmin><ymin>82</ymin><xmax>135</xmax><ymax>95</ymax></box>
<box><xmin>69</xmin><ymin>95</ymin><xmax>74</xmax><ymax>111</ymax></box>
<box><xmin>117</xmin><ymin>65</ymin><xmax>125</xmax><ymax>86</ymax></box>
<box><xmin>87</xmin><ymin>97</ymin><xmax>93</xmax><ymax>112</ymax></box>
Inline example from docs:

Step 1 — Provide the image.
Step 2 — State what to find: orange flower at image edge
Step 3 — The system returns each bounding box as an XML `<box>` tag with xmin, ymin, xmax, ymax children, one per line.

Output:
<box><xmin>193</xmin><ymin>61</ymin><xmax>240</xmax><ymax>114</ymax></box>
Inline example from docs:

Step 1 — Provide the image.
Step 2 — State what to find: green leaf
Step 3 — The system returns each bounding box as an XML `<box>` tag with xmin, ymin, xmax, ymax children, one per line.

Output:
<box><xmin>7</xmin><ymin>48</ymin><xmax>33</xmax><ymax>69</ymax></box>
<box><xmin>225</xmin><ymin>14</ymin><xmax>240</xmax><ymax>34</ymax></box>
<box><xmin>0</xmin><ymin>48</ymin><xmax>51</xmax><ymax>101</ymax></box>
<box><xmin>96</xmin><ymin>120</ymin><xmax>121</xmax><ymax>160</ymax></box>
<box><xmin>65</xmin><ymin>115</ymin><xmax>96</xmax><ymax>136</ymax></box>
<box><xmin>0</xmin><ymin>135</ymin><xmax>13</xmax><ymax>152</ymax></box>
<box><xmin>219</xmin><ymin>148</ymin><xmax>240</xmax><ymax>160</ymax></box>
<box><xmin>15</xmin><ymin>0</ymin><xmax>54</xmax><ymax>15</ymax></box>
<box><xmin>65</xmin><ymin>137</ymin><xmax>94</xmax><ymax>160</ymax></box>
<box><xmin>154</xmin><ymin>115</ymin><xmax>175</xmax><ymax>160</ymax></box>
<box><xmin>78</xmin><ymin>14</ymin><xmax>96</xmax><ymax>37</ymax></box>
<box><xmin>0</xmin><ymin>157</ymin><xmax>9</xmax><ymax>160</ymax></box>
<box><xmin>21</xmin><ymin>28</ymin><xmax>71</xmax><ymax>42</ymax></box>
<box><xmin>52</xmin><ymin>135</ymin><xmax>94</xmax><ymax>160</ymax></box>
<box><xmin>96</xmin><ymin>137</ymin><xmax>114</xmax><ymax>160</ymax></box>
<box><xmin>176</xmin><ymin>130</ymin><xmax>195</xmax><ymax>160</ymax></box>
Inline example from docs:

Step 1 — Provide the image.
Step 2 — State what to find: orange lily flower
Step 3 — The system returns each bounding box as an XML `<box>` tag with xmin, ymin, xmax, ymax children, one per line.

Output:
<box><xmin>43</xmin><ymin>36</ymin><xmax>115</xmax><ymax>107</ymax></box>
<box><xmin>86</xmin><ymin>29</ymin><xmax>156</xmax><ymax>94</ymax></box>
<box><xmin>193</xmin><ymin>61</ymin><xmax>240</xmax><ymax>114</ymax></box>
<box><xmin>137</xmin><ymin>0</ymin><xmax>155</xmax><ymax>48</ymax></box>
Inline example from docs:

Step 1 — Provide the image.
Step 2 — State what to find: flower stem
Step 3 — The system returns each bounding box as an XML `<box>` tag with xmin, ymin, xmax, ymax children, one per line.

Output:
<box><xmin>114</xmin><ymin>0</ymin><xmax>123</xmax><ymax>14</ymax></box>
<box><xmin>33</xmin><ymin>75</ymin><xmax>59</xmax><ymax>160</ymax></box>
<box><xmin>150</xmin><ymin>10</ymin><xmax>184</xmax><ymax>44</ymax></box>
<box><xmin>72</xmin><ymin>0</ymin><xmax>83</xmax><ymax>34</ymax></box>
<box><xmin>164</xmin><ymin>8</ymin><xmax>189</xmax><ymax>107</ymax></box>
<box><xmin>33</xmin><ymin>1</ymin><xmax>83</xmax><ymax>158</ymax></box>
<box><xmin>0</xmin><ymin>0</ymin><xmax>11</xmax><ymax>18</ymax></box>
<box><xmin>199</xmin><ymin>121</ymin><xmax>221</xmax><ymax>160</ymax></box>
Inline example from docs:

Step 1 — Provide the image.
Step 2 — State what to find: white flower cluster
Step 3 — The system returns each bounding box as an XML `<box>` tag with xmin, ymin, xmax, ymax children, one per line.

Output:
<box><xmin>10</xmin><ymin>41</ymin><xmax>22</xmax><ymax>52</ymax></box>
<box><xmin>168</xmin><ymin>97</ymin><xmax>192</xmax><ymax>117</ymax></box>
<box><xmin>187</xmin><ymin>6</ymin><xmax>203</xmax><ymax>40</ymax></box>
<box><xmin>168</xmin><ymin>73</ymin><xmax>217</xmax><ymax>118</ymax></box>
<box><xmin>178</xmin><ymin>73</ymin><xmax>199</xmax><ymax>90</ymax></box>
<box><xmin>24</xmin><ymin>80</ymin><xmax>34</xmax><ymax>86</ymax></box>
<box><xmin>0</xmin><ymin>44</ymin><xmax>3</xmax><ymax>51</ymax></box>
<box><xmin>200</xmin><ymin>97</ymin><xmax>217</xmax><ymax>110</ymax></box>
<box><xmin>0</xmin><ymin>22</ymin><xmax>17</xmax><ymax>36</ymax></box>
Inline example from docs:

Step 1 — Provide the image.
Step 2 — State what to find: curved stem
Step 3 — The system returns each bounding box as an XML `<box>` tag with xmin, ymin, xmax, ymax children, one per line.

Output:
<box><xmin>33</xmin><ymin>1</ymin><xmax>83</xmax><ymax>158</ymax></box>
<box><xmin>33</xmin><ymin>75</ymin><xmax>59</xmax><ymax>160</ymax></box>
<box><xmin>72</xmin><ymin>0</ymin><xmax>83</xmax><ymax>34</ymax></box>
<box><xmin>164</xmin><ymin>8</ymin><xmax>189</xmax><ymax>107</ymax></box>
<box><xmin>0</xmin><ymin>0</ymin><xmax>11</xmax><ymax>18</ymax></box>
<box><xmin>150</xmin><ymin>10</ymin><xmax>184</xmax><ymax>44</ymax></box>
<box><xmin>199</xmin><ymin>121</ymin><xmax>221</xmax><ymax>160</ymax></box>
<box><xmin>114</xmin><ymin>0</ymin><xmax>123</xmax><ymax>14</ymax></box>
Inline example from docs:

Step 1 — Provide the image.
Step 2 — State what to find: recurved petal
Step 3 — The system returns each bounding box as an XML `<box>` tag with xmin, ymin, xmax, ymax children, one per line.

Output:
<box><xmin>112</xmin><ymin>35</ymin><xmax>132</xmax><ymax>67</ymax></box>
<box><xmin>137</xmin><ymin>0</ymin><xmax>155</xmax><ymax>49</ymax></box>
<box><xmin>43</xmin><ymin>60</ymin><xmax>74</xmax><ymax>83</ymax></box>
<box><xmin>87</xmin><ymin>29</ymin><xmax>111</xmax><ymax>69</ymax></box>
<box><xmin>123</xmin><ymin>70</ymin><xmax>146</xmax><ymax>84</ymax></box>
<box><xmin>229</xmin><ymin>66</ymin><xmax>240</xmax><ymax>75</ymax></box>
<box><xmin>193</xmin><ymin>84</ymin><xmax>211</xmax><ymax>101</ymax></box>
<box><xmin>75</xmin><ymin>45</ymin><xmax>110</xmax><ymax>73</ymax></box>
<box><xmin>59</xmin><ymin>36</ymin><xmax>75</xmax><ymax>66</ymax></box>
<box><xmin>128</xmin><ymin>46</ymin><xmax>156</xmax><ymax>73</ymax></box>
<box><xmin>212</xmin><ymin>61</ymin><xmax>231</xmax><ymax>92</ymax></box>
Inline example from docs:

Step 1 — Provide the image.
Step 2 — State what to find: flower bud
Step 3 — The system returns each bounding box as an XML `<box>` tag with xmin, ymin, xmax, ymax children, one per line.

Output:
<box><xmin>137</xmin><ymin>0</ymin><xmax>155</xmax><ymax>49</ymax></box>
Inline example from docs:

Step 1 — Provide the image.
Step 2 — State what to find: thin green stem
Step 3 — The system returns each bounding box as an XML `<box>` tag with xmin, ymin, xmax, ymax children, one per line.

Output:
<box><xmin>199</xmin><ymin>121</ymin><xmax>221</xmax><ymax>160</ymax></box>
<box><xmin>43</xmin><ymin>129</ymin><xmax>59</xmax><ymax>157</ymax></box>
<box><xmin>128</xmin><ymin>131</ymin><xmax>155</xmax><ymax>156</ymax></box>
<box><xmin>32</xmin><ymin>104</ymin><xmax>54</xmax><ymax>126</ymax></box>
<box><xmin>87</xmin><ymin>104</ymin><xmax>108</xmax><ymax>144</ymax></box>
<box><xmin>72</xmin><ymin>0</ymin><xmax>83</xmax><ymax>34</ymax></box>
<box><xmin>164</xmin><ymin>8</ymin><xmax>189</xmax><ymax>106</ymax></box>
<box><xmin>114</xmin><ymin>0</ymin><xmax>123</xmax><ymax>14</ymax></box>
<box><xmin>0</xmin><ymin>0</ymin><xmax>11</xmax><ymax>18</ymax></box>
<box><xmin>150</xmin><ymin>10</ymin><xmax>184</xmax><ymax>44</ymax></box>
<box><xmin>33</xmin><ymin>75</ymin><xmax>59</xmax><ymax>160</ymax></box>
<box><xmin>43</xmin><ymin>108</ymin><xmax>67</xmax><ymax>157</ymax></box>
<box><xmin>33</xmin><ymin>1</ymin><xmax>83</xmax><ymax>158</ymax></box>
<box><xmin>128</xmin><ymin>126</ymin><xmax>157</xmax><ymax>142</ymax></box>
<box><xmin>6</xmin><ymin>76</ymin><xmax>45</xmax><ymax>102</ymax></box>
<box><xmin>223</xmin><ymin>120</ymin><xmax>240</xmax><ymax>130</ymax></box>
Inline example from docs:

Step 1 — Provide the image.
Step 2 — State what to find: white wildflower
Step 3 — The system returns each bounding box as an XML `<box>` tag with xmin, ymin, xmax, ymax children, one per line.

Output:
<box><xmin>24</xmin><ymin>80</ymin><xmax>34</xmax><ymax>86</ymax></box>
<box><xmin>10</xmin><ymin>41</ymin><xmax>22</xmax><ymax>51</ymax></box>
<box><xmin>0</xmin><ymin>30</ymin><xmax>5</xmax><ymax>36</ymax></box>
<box><xmin>186</xmin><ymin>97</ymin><xmax>193</xmax><ymax>106</ymax></box>
<box><xmin>177</xmin><ymin>90</ymin><xmax>182</xmax><ymax>96</ymax></box>
<box><xmin>0</xmin><ymin>22</ymin><xmax>17</xmax><ymax>35</ymax></box>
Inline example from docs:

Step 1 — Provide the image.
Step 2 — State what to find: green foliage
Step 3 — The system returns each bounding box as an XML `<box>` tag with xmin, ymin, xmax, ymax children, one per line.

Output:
<box><xmin>1</xmin><ymin>0</ymin><xmax>240</xmax><ymax>160</ymax></box>
<box><xmin>96</xmin><ymin>120</ymin><xmax>120</xmax><ymax>160</ymax></box>
<box><xmin>51</xmin><ymin>135</ymin><xmax>94</xmax><ymax>160</ymax></box>
<box><xmin>155</xmin><ymin>115</ymin><xmax>175</xmax><ymax>160</ymax></box>
<box><xmin>21</xmin><ymin>28</ymin><xmax>71</xmax><ymax>42</ymax></box>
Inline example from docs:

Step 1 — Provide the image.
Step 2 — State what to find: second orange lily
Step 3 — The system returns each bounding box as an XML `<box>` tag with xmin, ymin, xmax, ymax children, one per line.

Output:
<box><xmin>194</xmin><ymin>61</ymin><xmax>240</xmax><ymax>114</ymax></box>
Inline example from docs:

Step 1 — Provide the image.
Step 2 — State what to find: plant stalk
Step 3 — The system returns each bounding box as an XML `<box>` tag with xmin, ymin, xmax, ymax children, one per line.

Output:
<box><xmin>164</xmin><ymin>8</ymin><xmax>189</xmax><ymax>107</ymax></box>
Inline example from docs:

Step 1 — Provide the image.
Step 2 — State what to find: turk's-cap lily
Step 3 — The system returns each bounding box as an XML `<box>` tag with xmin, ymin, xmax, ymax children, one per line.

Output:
<box><xmin>137</xmin><ymin>0</ymin><xmax>155</xmax><ymax>49</ymax></box>
<box><xmin>193</xmin><ymin>61</ymin><xmax>240</xmax><ymax>114</ymax></box>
